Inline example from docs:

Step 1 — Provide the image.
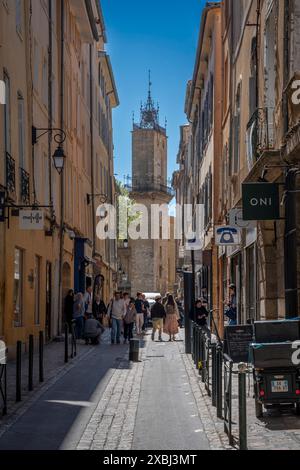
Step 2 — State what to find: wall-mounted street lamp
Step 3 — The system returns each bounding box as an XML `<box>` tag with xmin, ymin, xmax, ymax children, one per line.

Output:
<box><xmin>52</xmin><ymin>146</ymin><xmax>65</xmax><ymax>175</ymax></box>
<box><xmin>123</xmin><ymin>239</ymin><xmax>128</xmax><ymax>249</ymax></box>
<box><xmin>32</xmin><ymin>126</ymin><xmax>66</xmax><ymax>175</ymax></box>
<box><xmin>87</xmin><ymin>193</ymin><xmax>107</xmax><ymax>205</ymax></box>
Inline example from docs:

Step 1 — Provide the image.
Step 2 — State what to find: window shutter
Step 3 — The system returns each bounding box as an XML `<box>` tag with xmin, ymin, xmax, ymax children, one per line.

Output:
<box><xmin>233</xmin><ymin>115</ymin><xmax>240</xmax><ymax>174</ymax></box>
<box><xmin>249</xmin><ymin>76</ymin><xmax>257</xmax><ymax>118</ymax></box>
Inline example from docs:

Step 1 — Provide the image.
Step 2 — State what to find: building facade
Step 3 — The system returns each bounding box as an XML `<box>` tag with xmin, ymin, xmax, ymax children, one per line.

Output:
<box><xmin>0</xmin><ymin>0</ymin><xmax>118</xmax><ymax>352</ymax></box>
<box><xmin>174</xmin><ymin>0</ymin><xmax>300</xmax><ymax>335</ymax></box>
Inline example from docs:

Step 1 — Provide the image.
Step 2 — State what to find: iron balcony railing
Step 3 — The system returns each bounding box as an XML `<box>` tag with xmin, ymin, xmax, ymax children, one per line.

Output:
<box><xmin>20</xmin><ymin>167</ymin><xmax>30</xmax><ymax>204</ymax></box>
<box><xmin>6</xmin><ymin>152</ymin><xmax>16</xmax><ymax>195</ymax></box>
<box><xmin>125</xmin><ymin>180</ymin><xmax>175</xmax><ymax>197</ymax></box>
<box><xmin>246</xmin><ymin>107</ymin><xmax>275</xmax><ymax>166</ymax></box>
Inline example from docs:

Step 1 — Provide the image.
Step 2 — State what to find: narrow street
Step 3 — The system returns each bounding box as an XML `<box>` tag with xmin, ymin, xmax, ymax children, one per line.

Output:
<box><xmin>132</xmin><ymin>339</ymin><xmax>210</xmax><ymax>450</ymax></box>
<box><xmin>0</xmin><ymin>331</ymin><xmax>212</xmax><ymax>451</ymax></box>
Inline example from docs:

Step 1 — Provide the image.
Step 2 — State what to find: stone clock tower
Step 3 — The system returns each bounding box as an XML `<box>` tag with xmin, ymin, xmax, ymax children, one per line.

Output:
<box><xmin>128</xmin><ymin>75</ymin><xmax>173</xmax><ymax>296</ymax></box>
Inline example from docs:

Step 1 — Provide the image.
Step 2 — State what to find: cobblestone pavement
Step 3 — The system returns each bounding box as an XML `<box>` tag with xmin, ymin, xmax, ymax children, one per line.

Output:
<box><xmin>77</xmin><ymin>331</ymin><xmax>216</xmax><ymax>451</ymax></box>
<box><xmin>76</xmin><ymin>352</ymin><xmax>144</xmax><ymax>450</ymax></box>
<box><xmin>2</xmin><ymin>328</ymin><xmax>298</xmax><ymax>450</ymax></box>
<box><xmin>184</xmin><ymin>341</ymin><xmax>300</xmax><ymax>450</ymax></box>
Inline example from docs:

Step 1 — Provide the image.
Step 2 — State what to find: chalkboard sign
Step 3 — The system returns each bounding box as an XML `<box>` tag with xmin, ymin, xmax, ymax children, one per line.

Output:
<box><xmin>224</xmin><ymin>325</ymin><xmax>254</xmax><ymax>364</ymax></box>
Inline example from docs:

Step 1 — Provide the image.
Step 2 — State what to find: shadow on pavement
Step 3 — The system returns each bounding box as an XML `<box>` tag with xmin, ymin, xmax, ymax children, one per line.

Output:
<box><xmin>0</xmin><ymin>334</ymin><xmax>130</xmax><ymax>450</ymax></box>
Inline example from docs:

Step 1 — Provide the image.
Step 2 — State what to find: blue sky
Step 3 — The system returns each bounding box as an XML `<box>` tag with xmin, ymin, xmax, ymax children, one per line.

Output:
<box><xmin>101</xmin><ymin>0</ymin><xmax>205</xmax><ymax>184</ymax></box>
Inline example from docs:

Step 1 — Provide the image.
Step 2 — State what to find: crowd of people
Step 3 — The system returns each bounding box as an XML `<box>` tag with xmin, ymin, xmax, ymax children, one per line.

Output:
<box><xmin>63</xmin><ymin>281</ymin><xmax>239</xmax><ymax>346</ymax></box>
<box><xmin>63</xmin><ymin>288</ymin><xmax>187</xmax><ymax>346</ymax></box>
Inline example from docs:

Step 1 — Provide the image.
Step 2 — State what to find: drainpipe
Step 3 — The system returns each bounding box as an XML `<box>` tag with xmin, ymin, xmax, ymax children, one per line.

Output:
<box><xmin>57</xmin><ymin>0</ymin><xmax>65</xmax><ymax>336</ymax></box>
<box><xmin>284</xmin><ymin>169</ymin><xmax>299</xmax><ymax>318</ymax></box>
<box><xmin>283</xmin><ymin>0</ymin><xmax>290</xmax><ymax>133</ymax></box>
<box><xmin>48</xmin><ymin>0</ymin><xmax>53</xmax><ymax>214</ymax></box>
<box><xmin>255</xmin><ymin>0</ymin><xmax>261</xmax><ymax>110</ymax></box>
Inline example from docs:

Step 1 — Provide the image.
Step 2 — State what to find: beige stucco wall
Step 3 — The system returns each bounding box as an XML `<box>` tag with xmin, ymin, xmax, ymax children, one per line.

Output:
<box><xmin>0</xmin><ymin>0</ymin><xmax>118</xmax><ymax>351</ymax></box>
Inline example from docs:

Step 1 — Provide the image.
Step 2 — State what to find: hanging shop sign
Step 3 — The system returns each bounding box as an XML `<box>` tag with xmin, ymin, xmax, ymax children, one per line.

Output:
<box><xmin>19</xmin><ymin>210</ymin><xmax>44</xmax><ymax>230</ymax></box>
<box><xmin>242</xmin><ymin>183</ymin><xmax>280</xmax><ymax>221</ymax></box>
<box><xmin>215</xmin><ymin>226</ymin><xmax>241</xmax><ymax>246</ymax></box>
<box><xmin>185</xmin><ymin>237</ymin><xmax>204</xmax><ymax>251</ymax></box>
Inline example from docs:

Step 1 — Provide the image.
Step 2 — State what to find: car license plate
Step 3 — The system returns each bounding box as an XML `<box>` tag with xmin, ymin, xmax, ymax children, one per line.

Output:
<box><xmin>271</xmin><ymin>380</ymin><xmax>289</xmax><ymax>393</ymax></box>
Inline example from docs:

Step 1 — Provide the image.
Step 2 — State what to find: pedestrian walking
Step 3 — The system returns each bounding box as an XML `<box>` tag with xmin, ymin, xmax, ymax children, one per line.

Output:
<box><xmin>84</xmin><ymin>313</ymin><xmax>104</xmax><ymax>345</ymax></box>
<box><xmin>224</xmin><ymin>283</ymin><xmax>237</xmax><ymax>325</ymax></box>
<box><xmin>123</xmin><ymin>292</ymin><xmax>130</xmax><ymax>307</ymax></box>
<box><xmin>83</xmin><ymin>286</ymin><xmax>93</xmax><ymax>317</ymax></box>
<box><xmin>150</xmin><ymin>295</ymin><xmax>166</xmax><ymax>341</ymax></box>
<box><xmin>92</xmin><ymin>295</ymin><xmax>107</xmax><ymax>324</ymax></box>
<box><xmin>64</xmin><ymin>289</ymin><xmax>74</xmax><ymax>330</ymax></box>
<box><xmin>73</xmin><ymin>292</ymin><xmax>85</xmax><ymax>339</ymax></box>
<box><xmin>195</xmin><ymin>299</ymin><xmax>211</xmax><ymax>337</ymax></box>
<box><xmin>142</xmin><ymin>294</ymin><xmax>150</xmax><ymax>331</ymax></box>
<box><xmin>135</xmin><ymin>292</ymin><xmax>145</xmax><ymax>335</ymax></box>
<box><xmin>164</xmin><ymin>294</ymin><xmax>180</xmax><ymax>341</ymax></box>
<box><xmin>107</xmin><ymin>292</ymin><xmax>126</xmax><ymax>344</ymax></box>
<box><xmin>175</xmin><ymin>297</ymin><xmax>184</xmax><ymax>328</ymax></box>
<box><xmin>123</xmin><ymin>299</ymin><xmax>137</xmax><ymax>344</ymax></box>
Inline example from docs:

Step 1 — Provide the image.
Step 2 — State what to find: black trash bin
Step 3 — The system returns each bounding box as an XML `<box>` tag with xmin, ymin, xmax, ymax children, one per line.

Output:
<box><xmin>129</xmin><ymin>339</ymin><xmax>139</xmax><ymax>362</ymax></box>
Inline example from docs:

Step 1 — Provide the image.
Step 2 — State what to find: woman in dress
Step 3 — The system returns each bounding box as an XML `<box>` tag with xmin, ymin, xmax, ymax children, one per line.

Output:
<box><xmin>164</xmin><ymin>294</ymin><xmax>180</xmax><ymax>341</ymax></box>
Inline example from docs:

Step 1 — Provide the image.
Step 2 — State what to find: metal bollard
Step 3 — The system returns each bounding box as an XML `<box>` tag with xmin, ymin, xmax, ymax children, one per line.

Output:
<box><xmin>199</xmin><ymin>330</ymin><xmax>205</xmax><ymax>376</ymax></box>
<box><xmin>16</xmin><ymin>341</ymin><xmax>22</xmax><ymax>402</ymax></box>
<box><xmin>64</xmin><ymin>323</ymin><xmax>69</xmax><ymax>363</ymax></box>
<box><xmin>192</xmin><ymin>323</ymin><xmax>195</xmax><ymax>361</ymax></box>
<box><xmin>196</xmin><ymin>329</ymin><xmax>200</xmax><ymax>374</ymax></box>
<box><xmin>129</xmin><ymin>339</ymin><xmax>139</xmax><ymax>362</ymax></box>
<box><xmin>216</xmin><ymin>346</ymin><xmax>223</xmax><ymax>419</ymax></box>
<box><xmin>238</xmin><ymin>370</ymin><xmax>247</xmax><ymax>450</ymax></box>
<box><xmin>195</xmin><ymin>326</ymin><xmax>198</xmax><ymax>365</ymax></box>
<box><xmin>194</xmin><ymin>326</ymin><xmax>200</xmax><ymax>369</ymax></box>
<box><xmin>28</xmin><ymin>334</ymin><xmax>34</xmax><ymax>392</ymax></box>
<box><xmin>201</xmin><ymin>334</ymin><xmax>206</xmax><ymax>382</ymax></box>
<box><xmin>39</xmin><ymin>331</ymin><xmax>44</xmax><ymax>383</ymax></box>
<box><xmin>2</xmin><ymin>364</ymin><xmax>7</xmax><ymax>416</ymax></box>
<box><xmin>211</xmin><ymin>343</ymin><xmax>217</xmax><ymax>407</ymax></box>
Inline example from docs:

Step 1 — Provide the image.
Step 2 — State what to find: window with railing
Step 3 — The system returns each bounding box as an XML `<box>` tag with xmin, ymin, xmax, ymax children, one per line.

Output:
<box><xmin>246</xmin><ymin>107</ymin><xmax>275</xmax><ymax>168</ymax></box>
<box><xmin>6</xmin><ymin>152</ymin><xmax>16</xmax><ymax>195</ymax></box>
<box><xmin>199</xmin><ymin>168</ymin><xmax>212</xmax><ymax>229</ymax></box>
<box><xmin>20</xmin><ymin>167</ymin><xmax>30</xmax><ymax>204</ymax></box>
<box><xmin>129</xmin><ymin>177</ymin><xmax>174</xmax><ymax>197</ymax></box>
<box><xmin>199</xmin><ymin>74</ymin><xmax>214</xmax><ymax>160</ymax></box>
